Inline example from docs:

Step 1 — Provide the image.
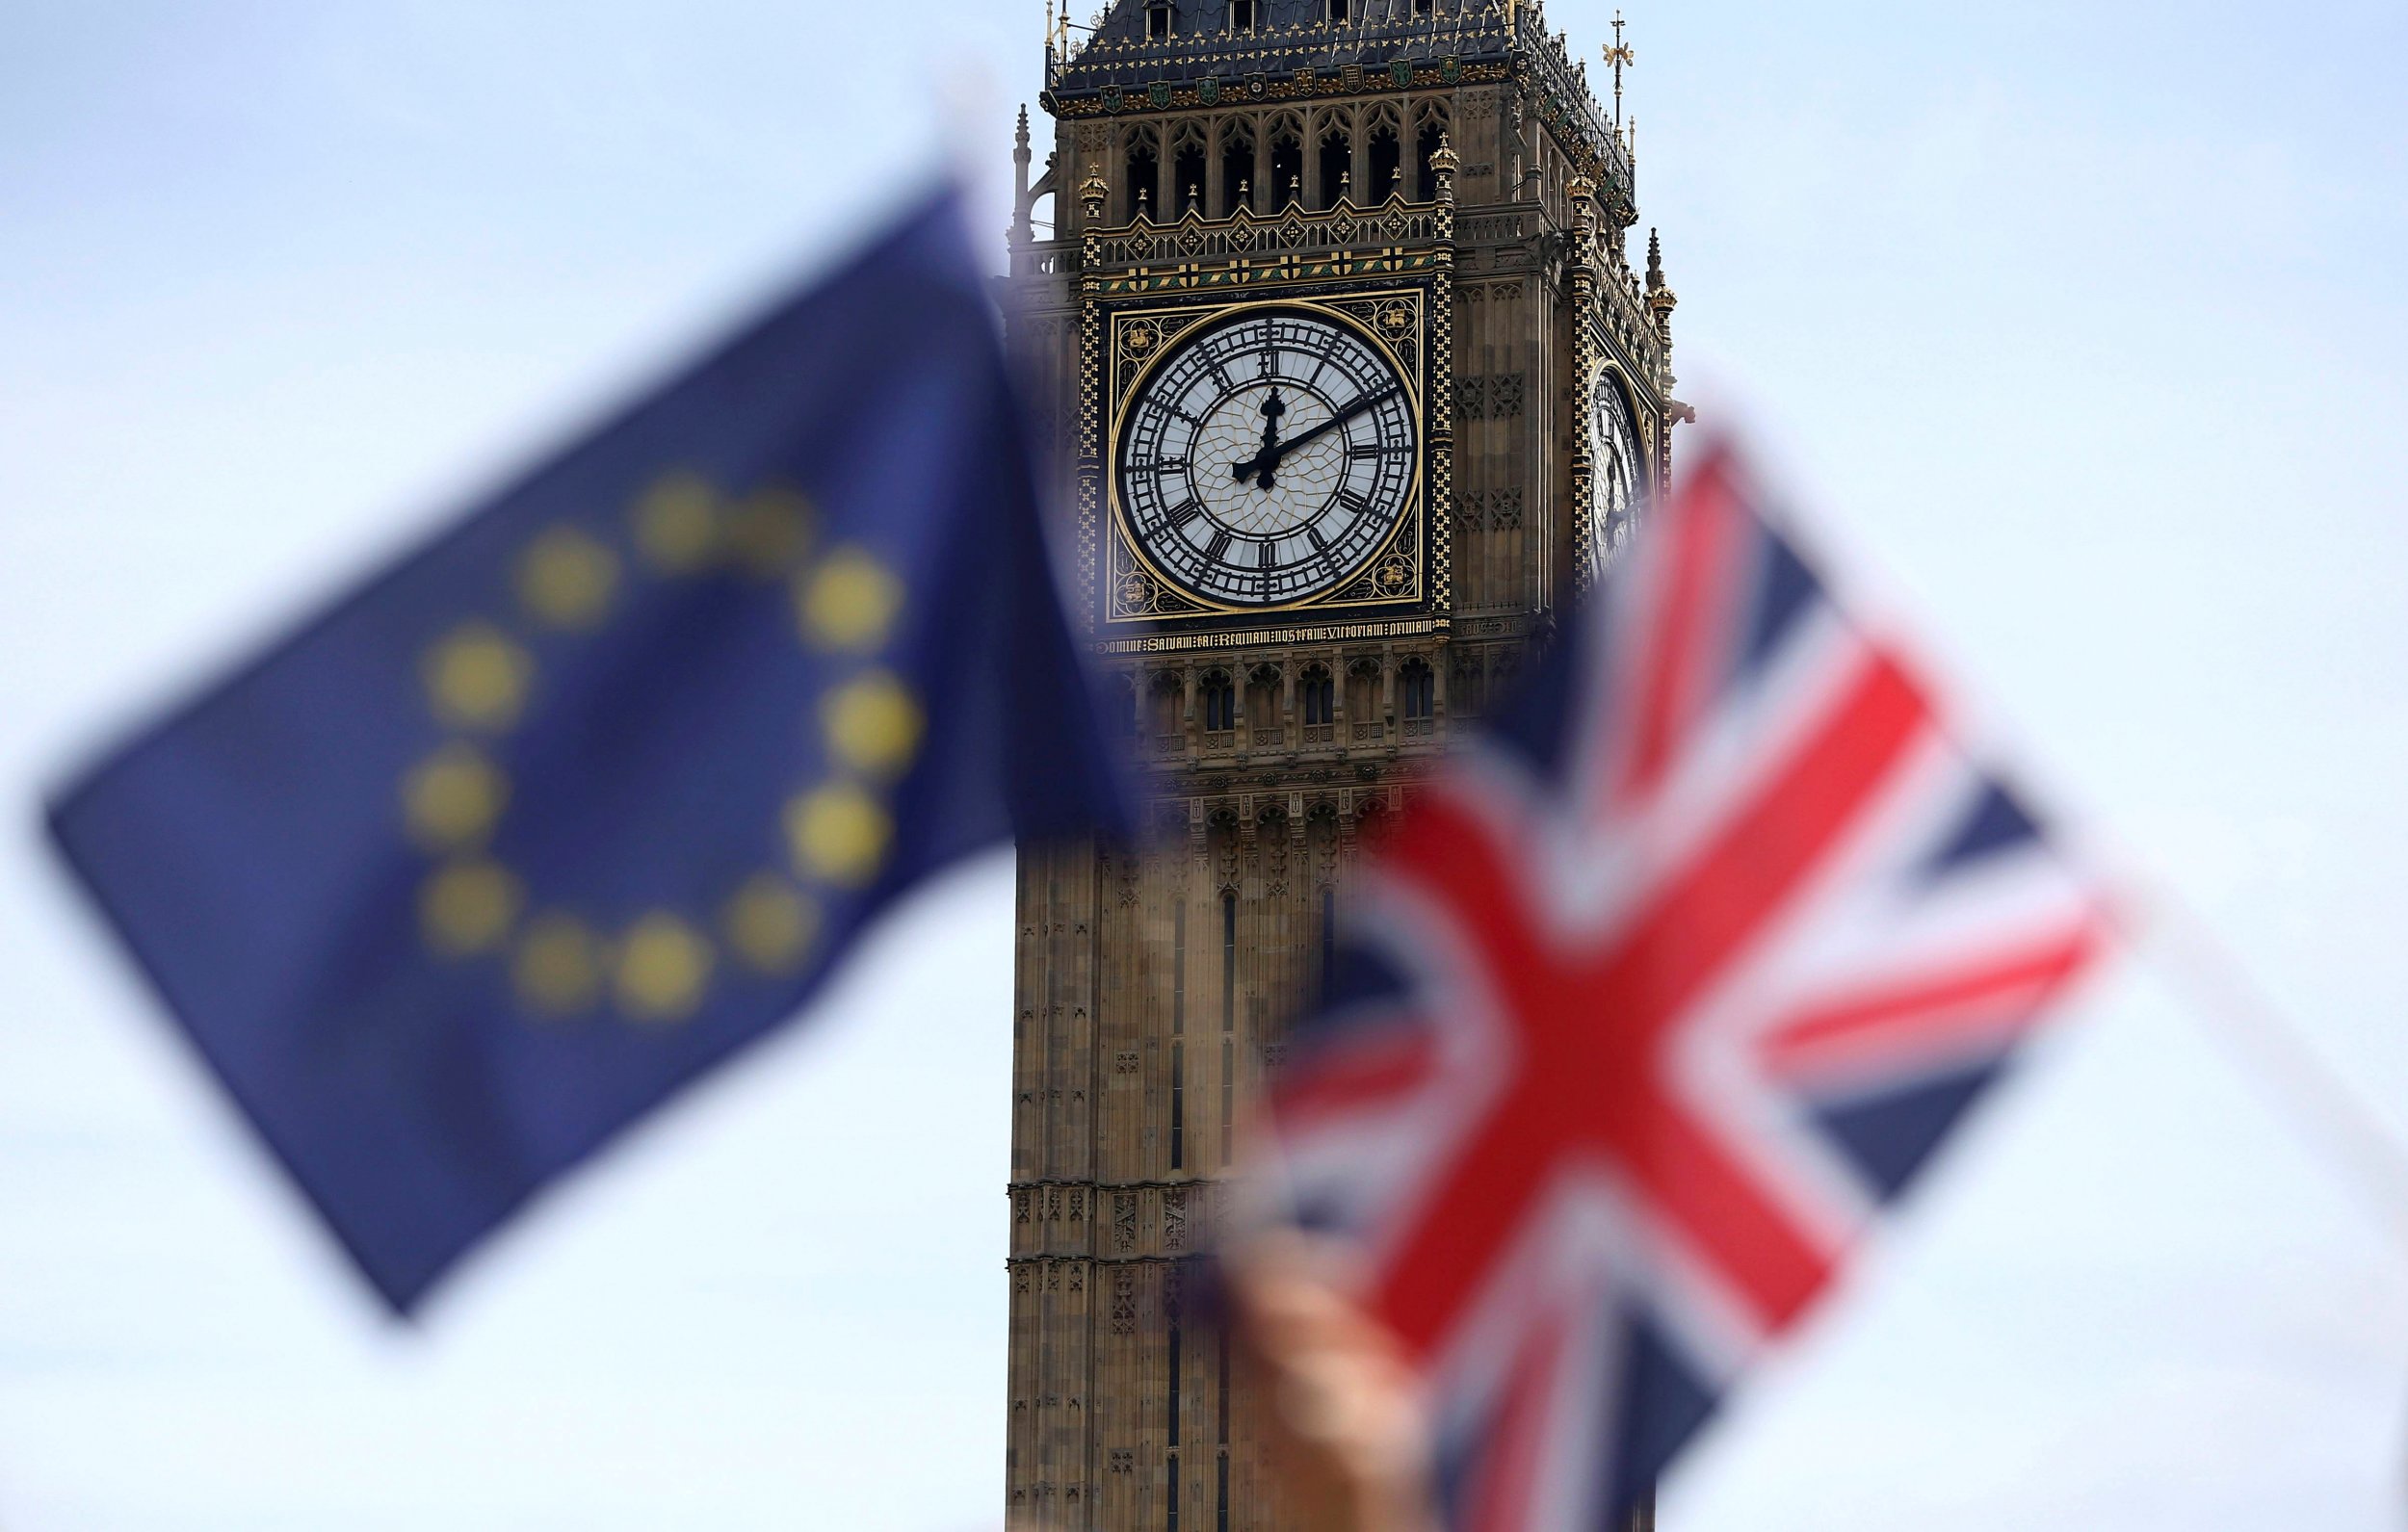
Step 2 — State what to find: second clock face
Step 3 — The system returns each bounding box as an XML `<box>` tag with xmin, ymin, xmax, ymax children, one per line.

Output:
<box><xmin>1590</xmin><ymin>367</ymin><xmax>1642</xmax><ymax>575</ymax></box>
<box><xmin>1117</xmin><ymin>307</ymin><xmax>1418</xmax><ymax>610</ymax></box>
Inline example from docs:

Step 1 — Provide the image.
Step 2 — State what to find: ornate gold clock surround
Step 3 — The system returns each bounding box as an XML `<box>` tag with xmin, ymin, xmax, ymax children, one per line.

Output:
<box><xmin>1095</xmin><ymin>282</ymin><xmax>1449</xmax><ymax>635</ymax></box>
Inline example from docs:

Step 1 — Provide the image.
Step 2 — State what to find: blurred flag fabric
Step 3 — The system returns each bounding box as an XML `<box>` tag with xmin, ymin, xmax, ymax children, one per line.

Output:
<box><xmin>1260</xmin><ymin>444</ymin><xmax>2112</xmax><ymax>1531</ymax></box>
<box><xmin>47</xmin><ymin>188</ymin><xmax>1129</xmax><ymax>1315</ymax></box>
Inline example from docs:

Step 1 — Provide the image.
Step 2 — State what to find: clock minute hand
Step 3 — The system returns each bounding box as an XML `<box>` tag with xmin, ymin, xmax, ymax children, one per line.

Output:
<box><xmin>1234</xmin><ymin>385</ymin><xmax>1400</xmax><ymax>490</ymax></box>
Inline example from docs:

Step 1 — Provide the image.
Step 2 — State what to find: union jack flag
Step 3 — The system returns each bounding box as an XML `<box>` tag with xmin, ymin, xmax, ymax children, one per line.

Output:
<box><xmin>1262</xmin><ymin>443</ymin><xmax>2111</xmax><ymax>1530</ymax></box>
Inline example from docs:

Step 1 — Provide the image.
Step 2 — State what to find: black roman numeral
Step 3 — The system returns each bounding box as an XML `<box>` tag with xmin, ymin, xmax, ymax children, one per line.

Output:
<box><xmin>1205</xmin><ymin>529</ymin><xmax>1234</xmax><ymax>565</ymax></box>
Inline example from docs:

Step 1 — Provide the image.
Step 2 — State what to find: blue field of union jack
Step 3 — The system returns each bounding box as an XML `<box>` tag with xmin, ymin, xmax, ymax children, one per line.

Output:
<box><xmin>1263</xmin><ymin>443</ymin><xmax>2112</xmax><ymax>1532</ymax></box>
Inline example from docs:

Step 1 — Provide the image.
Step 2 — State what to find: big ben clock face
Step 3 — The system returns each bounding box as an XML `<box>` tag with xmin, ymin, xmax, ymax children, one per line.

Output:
<box><xmin>1590</xmin><ymin>367</ymin><xmax>1643</xmax><ymax>574</ymax></box>
<box><xmin>1116</xmin><ymin>307</ymin><xmax>1418</xmax><ymax>610</ymax></box>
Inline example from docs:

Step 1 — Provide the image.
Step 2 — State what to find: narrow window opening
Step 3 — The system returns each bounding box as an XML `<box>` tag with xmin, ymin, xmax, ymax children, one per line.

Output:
<box><xmin>1173</xmin><ymin>140</ymin><xmax>1208</xmax><ymax>216</ymax></box>
<box><xmin>1232</xmin><ymin>0</ymin><xmax>1257</xmax><ymax>32</ymax></box>
<box><xmin>1245</xmin><ymin>664</ymin><xmax>1281</xmax><ymax>740</ymax></box>
<box><xmin>1219</xmin><ymin>129</ymin><xmax>1255</xmax><ymax>216</ymax></box>
<box><xmin>1413</xmin><ymin>0</ymin><xmax>1433</xmax><ymax>14</ymax></box>
<box><xmin>1327</xmin><ymin>0</ymin><xmax>1349</xmax><ymax>20</ymax></box>
<box><xmin>1220</xmin><ymin>892</ymin><xmax>1237</xmax><ymax>1032</ymax></box>
<box><xmin>1320</xmin><ymin>888</ymin><xmax>1336</xmax><ymax>999</ymax></box>
<box><xmin>1170</xmin><ymin>1040</ymin><xmax>1186</xmax><ymax>1169</ymax></box>
<box><xmin>1270</xmin><ymin>131</ymin><xmax>1304</xmax><ymax>209</ymax></box>
<box><xmin>1415</xmin><ymin>120</ymin><xmax>1448</xmax><ymax>200</ymax></box>
<box><xmin>1168</xmin><ymin>1326</ymin><xmax>1184</xmax><ymax>1443</ymax></box>
<box><xmin>1125</xmin><ymin>134</ymin><xmax>1161</xmax><ymax>222</ymax></box>
<box><xmin>1201</xmin><ymin>671</ymin><xmax>1236</xmax><ymax>732</ymax></box>
<box><xmin>1217</xmin><ymin>1326</ymin><xmax>1232</xmax><ymax>1443</ymax></box>
<box><xmin>1217</xmin><ymin>1452</ymin><xmax>1231</xmax><ymax>1532</ymax></box>
<box><xmin>1167</xmin><ymin>1450</ymin><xmax>1181</xmax><ymax>1532</ymax></box>
<box><xmin>1368</xmin><ymin>122</ymin><xmax>1402</xmax><ymax>202</ymax></box>
<box><xmin>1346</xmin><ymin>660</ymin><xmax>1380</xmax><ymax>728</ymax></box>
<box><xmin>1317</xmin><ymin>126</ymin><xmax>1352</xmax><ymax>209</ymax></box>
<box><xmin>1301</xmin><ymin>664</ymin><xmax>1334</xmax><ymax>725</ymax></box>
<box><xmin>1453</xmin><ymin>654</ymin><xmax>1484</xmax><ymax>717</ymax></box>
<box><xmin>1149</xmin><ymin>4</ymin><xmax>1172</xmax><ymax>40</ymax></box>
<box><xmin>1219</xmin><ymin>1038</ymin><xmax>1234</xmax><ymax>1166</ymax></box>
<box><xmin>1173</xmin><ymin>901</ymin><xmax>1186</xmax><ymax>1035</ymax></box>
<box><xmin>1401</xmin><ymin>659</ymin><xmax>1435</xmax><ymax>720</ymax></box>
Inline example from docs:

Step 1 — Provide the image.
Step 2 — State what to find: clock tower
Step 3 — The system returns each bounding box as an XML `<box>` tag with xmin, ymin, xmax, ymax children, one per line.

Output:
<box><xmin>1002</xmin><ymin>2</ymin><xmax>1678</xmax><ymax>1525</ymax></box>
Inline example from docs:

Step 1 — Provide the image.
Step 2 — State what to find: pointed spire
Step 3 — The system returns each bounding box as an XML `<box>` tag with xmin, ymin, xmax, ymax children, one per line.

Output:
<box><xmin>1010</xmin><ymin>105</ymin><xmax>1034</xmax><ymax>247</ymax></box>
<box><xmin>1646</xmin><ymin>226</ymin><xmax>1678</xmax><ymax>341</ymax></box>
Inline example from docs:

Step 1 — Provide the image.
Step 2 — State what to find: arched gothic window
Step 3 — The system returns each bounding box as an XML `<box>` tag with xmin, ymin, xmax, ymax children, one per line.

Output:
<box><xmin>1413</xmin><ymin>112</ymin><xmax>1451</xmax><ymax>201</ymax></box>
<box><xmin>1400</xmin><ymin>658</ymin><xmax>1435</xmax><ymax>721</ymax></box>
<box><xmin>1172</xmin><ymin>123</ymin><xmax>1209</xmax><ymax>218</ymax></box>
<box><xmin>1299</xmin><ymin>663</ymin><xmax>1335</xmax><ymax>727</ymax></box>
<box><xmin>1122</xmin><ymin>128</ymin><xmax>1160</xmax><ymax>223</ymax></box>
<box><xmin>1219</xmin><ymin>123</ymin><xmax>1255</xmax><ymax>217</ymax></box>
<box><xmin>1200</xmin><ymin>670</ymin><xmax>1237</xmax><ymax>734</ymax></box>
<box><xmin>1150</xmin><ymin>670</ymin><xmax>1184</xmax><ymax>739</ymax></box>
<box><xmin>1450</xmin><ymin>651</ymin><xmax>1484</xmax><ymax>718</ymax></box>
<box><xmin>1269</xmin><ymin>119</ymin><xmax>1305</xmax><ymax>209</ymax></box>
<box><xmin>1317</xmin><ymin>121</ymin><xmax>1353</xmax><ymax>209</ymax></box>
<box><xmin>1108</xmin><ymin>673</ymin><xmax>1139</xmax><ymax>740</ymax></box>
<box><xmin>1245</xmin><ymin>665</ymin><xmax>1282</xmax><ymax>744</ymax></box>
<box><xmin>1366</xmin><ymin>115</ymin><xmax>1403</xmax><ymax>203</ymax></box>
<box><xmin>1345</xmin><ymin>659</ymin><xmax>1381</xmax><ymax>736</ymax></box>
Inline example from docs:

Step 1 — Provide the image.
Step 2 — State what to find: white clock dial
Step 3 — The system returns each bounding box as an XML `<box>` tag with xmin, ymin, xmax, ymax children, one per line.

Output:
<box><xmin>1118</xmin><ymin>308</ymin><xmax>1417</xmax><ymax>609</ymax></box>
<box><xmin>1589</xmin><ymin>367</ymin><xmax>1643</xmax><ymax>574</ymax></box>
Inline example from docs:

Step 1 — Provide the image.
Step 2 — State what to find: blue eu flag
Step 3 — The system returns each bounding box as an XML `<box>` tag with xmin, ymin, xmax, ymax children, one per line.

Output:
<box><xmin>48</xmin><ymin>190</ymin><xmax>1130</xmax><ymax>1313</ymax></box>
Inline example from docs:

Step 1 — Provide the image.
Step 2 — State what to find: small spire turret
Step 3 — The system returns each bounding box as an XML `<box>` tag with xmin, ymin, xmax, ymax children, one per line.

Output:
<box><xmin>1010</xmin><ymin>106</ymin><xmax>1034</xmax><ymax>247</ymax></box>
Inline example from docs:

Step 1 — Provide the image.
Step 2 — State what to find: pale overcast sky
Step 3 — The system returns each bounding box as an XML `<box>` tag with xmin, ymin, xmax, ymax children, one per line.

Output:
<box><xmin>4</xmin><ymin>2</ymin><xmax>2406</xmax><ymax>1528</ymax></box>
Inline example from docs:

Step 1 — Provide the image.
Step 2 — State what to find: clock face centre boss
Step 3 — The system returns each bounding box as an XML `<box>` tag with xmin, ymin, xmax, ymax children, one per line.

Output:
<box><xmin>1115</xmin><ymin>306</ymin><xmax>1419</xmax><ymax>610</ymax></box>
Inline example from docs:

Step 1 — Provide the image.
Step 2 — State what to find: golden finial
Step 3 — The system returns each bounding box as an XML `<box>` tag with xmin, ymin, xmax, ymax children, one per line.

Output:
<box><xmin>1603</xmin><ymin>11</ymin><xmax>1635</xmax><ymax>129</ymax></box>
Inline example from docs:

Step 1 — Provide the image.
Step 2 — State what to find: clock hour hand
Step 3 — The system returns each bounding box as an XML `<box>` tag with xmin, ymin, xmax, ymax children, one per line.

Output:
<box><xmin>1231</xmin><ymin>385</ymin><xmax>1400</xmax><ymax>490</ymax></box>
<box><xmin>1231</xmin><ymin>388</ymin><xmax>1287</xmax><ymax>485</ymax></box>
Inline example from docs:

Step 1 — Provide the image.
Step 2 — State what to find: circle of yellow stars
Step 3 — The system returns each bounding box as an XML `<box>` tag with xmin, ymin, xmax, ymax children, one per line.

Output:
<box><xmin>407</xmin><ymin>469</ymin><xmax>920</xmax><ymax>1030</ymax></box>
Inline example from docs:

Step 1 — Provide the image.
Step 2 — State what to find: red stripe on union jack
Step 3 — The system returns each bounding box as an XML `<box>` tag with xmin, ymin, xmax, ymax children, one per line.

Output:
<box><xmin>1258</xmin><ymin>441</ymin><xmax>2111</xmax><ymax>1532</ymax></box>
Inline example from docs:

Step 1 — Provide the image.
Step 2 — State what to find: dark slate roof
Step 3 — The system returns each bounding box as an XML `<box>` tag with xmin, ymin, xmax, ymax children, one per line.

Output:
<box><xmin>1053</xmin><ymin>0</ymin><xmax>1514</xmax><ymax>93</ymax></box>
<box><xmin>1046</xmin><ymin>0</ymin><xmax>1633</xmax><ymax>195</ymax></box>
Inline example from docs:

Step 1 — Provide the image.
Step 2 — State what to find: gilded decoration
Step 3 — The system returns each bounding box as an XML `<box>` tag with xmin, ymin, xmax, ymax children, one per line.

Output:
<box><xmin>1048</xmin><ymin>57</ymin><xmax>1506</xmax><ymax>120</ymax></box>
<box><xmin>1100</xmin><ymin>290</ymin><xmax>1430</xmax><ymax>627</ymax></box>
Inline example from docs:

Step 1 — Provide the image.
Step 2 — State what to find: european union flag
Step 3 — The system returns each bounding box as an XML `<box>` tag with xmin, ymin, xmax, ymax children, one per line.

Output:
<box><xmin>47</xmin><ymin>190</ymin><xmax>1130</xmax><ymax>1313</ymax></box>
